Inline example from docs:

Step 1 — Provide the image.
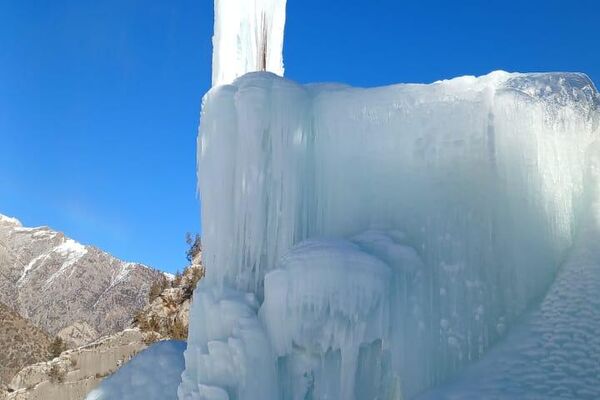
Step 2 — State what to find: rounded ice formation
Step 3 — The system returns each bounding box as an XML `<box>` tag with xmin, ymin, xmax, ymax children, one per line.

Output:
<box><xmin>261</xmin><ymin>239</ymin><xmax>392</xmax><ymax>400</ymax></box>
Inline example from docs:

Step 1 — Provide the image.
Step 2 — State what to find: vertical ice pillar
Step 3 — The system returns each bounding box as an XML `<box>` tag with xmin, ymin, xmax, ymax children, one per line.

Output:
<box><xmin>212</xmin><ymin>0</ymin><xmax>287</xmax><ymax>86</ymax></box>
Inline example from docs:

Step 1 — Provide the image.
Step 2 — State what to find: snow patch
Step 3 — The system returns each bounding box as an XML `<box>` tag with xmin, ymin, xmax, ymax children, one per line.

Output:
<box><xmin>163</xmin><ymin>272</ymin><xmax>176</xmax><ymax>280</ymax></box>
<box><xmin>53</xmin><ymin>239</ymin><xmax>87</xmax><ymax>257</ymax></box>
<box><xmin>17</xmin><ymin>253</ymin><xmax>50</xmax><ymax>286</ymax></box>
<box><xmin>44</xmin><ymin>239</ymin><xmax>88</xmax><ymax>288</ymax></box>
<box><xmin>0</xmin><ymin>213</ymin><xmax>22</xmax><ymax>226</ymax></box>
<box><xmin>30</xmin><ymin>228</ymin><xmax>58</xmax><ymax>239</ymax></box>
<box><xmin>112</xmin><ymin>262</ymin><xmax>134</xmax><ymax>286</ymax></box>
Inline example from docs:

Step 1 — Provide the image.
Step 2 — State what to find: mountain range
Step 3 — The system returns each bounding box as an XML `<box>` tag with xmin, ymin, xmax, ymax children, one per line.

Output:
<box><xmin>0</xmin><ymin>213</ymin><xmax>167</xmax><ymax>384</ymax></box>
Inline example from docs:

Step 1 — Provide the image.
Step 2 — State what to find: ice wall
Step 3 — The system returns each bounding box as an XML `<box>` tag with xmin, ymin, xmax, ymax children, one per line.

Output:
<box><xmin>212</xmin><ymin>0</ymin><xmax>287</xmax><ymax>86</ymax></box>
<box><xmin>180</xmin><ymin>71</ymin><xmax>599</xmax><ymax>399</ymax></box>
<box><xmin>418</xmin><ymin>153</ymin><xmax>600</xmax><ymax>399</ymax></box>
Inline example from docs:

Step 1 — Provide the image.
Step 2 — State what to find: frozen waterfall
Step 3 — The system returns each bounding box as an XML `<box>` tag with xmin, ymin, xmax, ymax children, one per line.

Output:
<box><xmin>211</xmin><ymin>0</ymin><xmax>287</xmax><ymax>86</ymax></box>
<box><xmin>178</xmin><ymin>70</ymin><xmax>600</xmax><ymax>400</ymax></box>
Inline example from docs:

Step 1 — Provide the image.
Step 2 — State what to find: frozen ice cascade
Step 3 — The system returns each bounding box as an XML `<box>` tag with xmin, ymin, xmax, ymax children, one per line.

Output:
<box><xmin>172</xmin><ymin>2</ymin><xmax>600</xmax><ymax>400</ymax></box>
<box><xmin>211</xmin><ymin>0</ymin><xmax>286</xmax><ymax>86</ymax></box>
<box><xmin>179</xmin><ymin>69</ymin><xmax>600</xmax><ymax>400</ymax></box>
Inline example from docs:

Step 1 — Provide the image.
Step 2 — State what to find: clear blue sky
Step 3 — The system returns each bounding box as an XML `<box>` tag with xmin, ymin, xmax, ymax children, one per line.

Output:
<box><xmin>1</xmin><ymin>0</ymin><xmax>598</xmax><ymax>273</ymax></box>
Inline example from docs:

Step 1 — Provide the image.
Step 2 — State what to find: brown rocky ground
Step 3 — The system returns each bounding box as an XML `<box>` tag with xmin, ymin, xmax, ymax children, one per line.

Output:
<box><xmin>0</xmin><ymin>302</ymin><xmax>51</xmax><ymax>386</ymax></box>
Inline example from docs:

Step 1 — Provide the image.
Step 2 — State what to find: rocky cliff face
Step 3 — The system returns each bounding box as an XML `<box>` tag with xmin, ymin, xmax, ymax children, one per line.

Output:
<box><xmin>0</xmin><ymin>214</ymin><xmax>166</xmax><ymax>340</ymax></box>
<box><xmin>56</xmin><ymin>322</ymin><xmax>99</xmax><ymax>349</ymax></box>
<box><xmin>132</xmin><ymin>259</ymin><xmax>204</xmax><ymax>340</ymax></box>
<box><xmin>0</xmin><ymin>302</ymin><xmax>51</xmax><ymax>386</ymax></box>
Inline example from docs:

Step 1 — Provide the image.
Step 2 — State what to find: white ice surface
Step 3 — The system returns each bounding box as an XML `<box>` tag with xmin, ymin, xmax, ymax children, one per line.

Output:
<box><xmin>178</xmin><ymin>285</ymin><xmax>277</xmax><ymax>400</ymax></box>
<box><xmin>419</xmin><ymin>176</ymin><xmax>600</xmax><ymax>400</ymax></box>
<box><xmin>212</xmin><ymin>0</ymin><xmax>286</xmax><ymax>86</ymax></box>
<box><xmin>85</xmin><ymin>340</ymin><xmax>186</xmax><ymax>400</ymax></box>
<box><xmin>261</xmin><ymin>239</ymin><xmax>392</xmax><ymax>400</ymax></box>
<box><xmin>177</xmin><ymin>71</ymin><xmax>600</xmax><ymax>400</ymax></box>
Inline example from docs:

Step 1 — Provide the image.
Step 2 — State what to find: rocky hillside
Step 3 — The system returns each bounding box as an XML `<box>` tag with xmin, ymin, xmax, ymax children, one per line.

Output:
<box><xmin>0</xmin><ymin>214</ymin><xmax>167</xmax><ymax>340</ymax></box>
<box><xmin>133</xmin><ymin>257</ymin><xmax>204</xmax><ymax>340</ymax></box>
<box><xmin>0</xmin><ymin>302</ymin><xmax>51</xmax><ymax>386</ymax></box>
<box><xmin>0</xmin><ymin>258</ymin><xmax>204</xmax><ymax>400</ymax></box>
<box><xmin>1</xmin><ymin>329</ymin><xmax>156</xmax><ymax>400</ymax></box>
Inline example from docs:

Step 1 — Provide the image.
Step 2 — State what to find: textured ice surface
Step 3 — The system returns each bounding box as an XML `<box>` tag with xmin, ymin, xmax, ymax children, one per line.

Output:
<box><xmin>180</xmin><ymin>286</ymin><xmax>277</xmax><ymax>400</ymax></box>
<box><xmin>86</xmin><ymin>340</ymin><xmax>186</xmax><ymax>400</ymax></box>
<box><xmin>178</xmin><ymin>71</ymin><xmax>600</xmax><ymax>399</ymax></box>
<box><xmin>419</xmin><ymin>182</ymin><xmax>600</xmax><ymax>400</ymax></box>
<box><xmin>211</xmin><ymin>0</ymin><xmax>286</xmax><ymax>86</ymax></box>
<box><xmin>261</xmin><ymin>239</ymin><xmax>393</xmax><ymax>400</ymax></box>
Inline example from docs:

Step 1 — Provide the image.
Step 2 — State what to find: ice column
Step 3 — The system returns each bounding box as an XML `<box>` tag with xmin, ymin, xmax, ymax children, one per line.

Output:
<box><xmin>212</xmin><ymin>0</ymin><xmax>287</xmax><ymax>86</ymax></box>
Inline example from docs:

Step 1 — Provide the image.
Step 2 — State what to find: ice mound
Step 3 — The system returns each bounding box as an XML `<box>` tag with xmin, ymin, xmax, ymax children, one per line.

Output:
<box><xmin>181</xmin><ymin>286</ymin><xmax>277</xmax><ymax>400</ymax></box>
<box><xmin>86</xmin><ymin>340</ymin><xmax>186</xmax><ymax>400</ymax></box>
<box><xmin>178</xmin><ymin>71</ymin><xmax>600</xmax><ymax>399</ymax></box>
<box><xmin>261</xmin><ymin>239</ymin><xmax>392</xmax><ymax>399</ymax></box>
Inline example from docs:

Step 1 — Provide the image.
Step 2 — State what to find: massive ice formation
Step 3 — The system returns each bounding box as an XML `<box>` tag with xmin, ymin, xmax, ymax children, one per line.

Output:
<box><xmin>178</xmin><ymin>71</ymin><xmax>600</xmax><ymax>400</ymax></box>
<box><xmin>211</xmin><ymin>0</ymin><xmax>287</xmax><ymax>86</ymax></box>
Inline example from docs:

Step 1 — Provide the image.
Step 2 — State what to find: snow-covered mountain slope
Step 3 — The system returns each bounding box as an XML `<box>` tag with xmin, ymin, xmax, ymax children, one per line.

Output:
<box><xmin>0</xmin><ymin>214</ymin><xmax>167</xmax><ymax>339</ymax></box>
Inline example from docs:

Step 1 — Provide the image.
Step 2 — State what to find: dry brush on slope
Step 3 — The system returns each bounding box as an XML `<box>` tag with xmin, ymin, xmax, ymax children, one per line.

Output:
<box><xmin>0</xmin><ymin>302</ymin><xmax>51</xmax><ymax>385</ymax></box>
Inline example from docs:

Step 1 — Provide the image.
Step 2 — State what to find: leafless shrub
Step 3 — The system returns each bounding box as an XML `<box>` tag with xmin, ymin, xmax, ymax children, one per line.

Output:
<box><xmin>167</xmin><ymin>318</ymin><xmax>188</xmax><ymax>340</ymax></box>
<box><xmin>47</xmin><ymin>364</ymin><xmax>65</xmax><ymax>383</ymax></box>
<box><xmin>149</xmin><ymin>276</ymin><xmax>168</xmax><ymax>303</ymax></box>
<box><xmin>48</xmin><ymin>337</ymin><xmax>66</xmax><ymax>360</ymax></box>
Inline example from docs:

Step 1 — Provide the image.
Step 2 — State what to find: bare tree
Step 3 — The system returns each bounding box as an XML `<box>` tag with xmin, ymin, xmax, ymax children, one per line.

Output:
<box><xmin>48</xmin><ymin>337</ymin><xmax>66</xmax><ymax>360</ymax></box>
<box><xmin>185</xmin><ymin>233</ymin><xmax>202</xmax><ymax>263</ymax></box>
